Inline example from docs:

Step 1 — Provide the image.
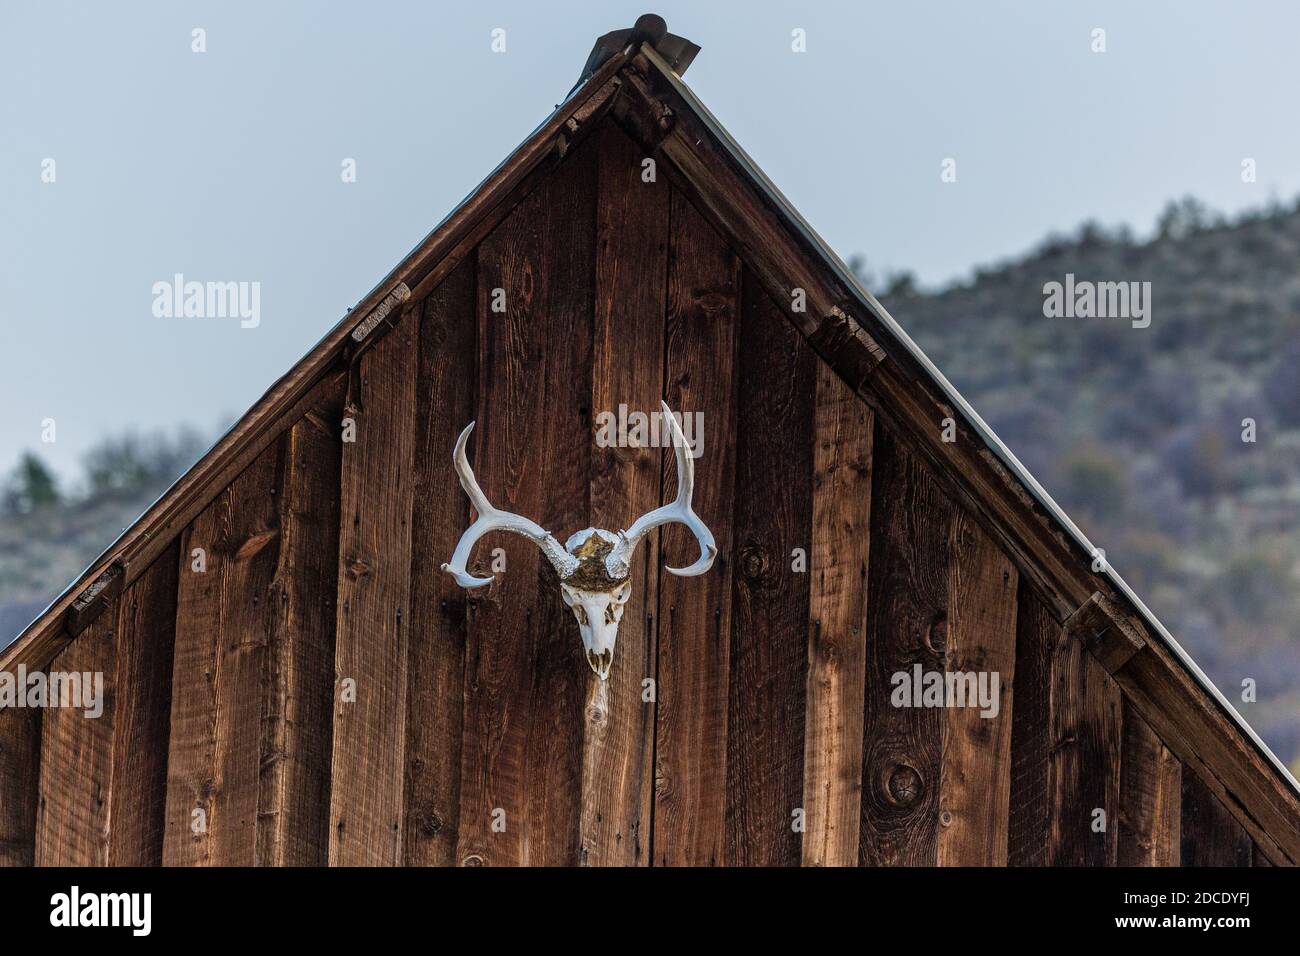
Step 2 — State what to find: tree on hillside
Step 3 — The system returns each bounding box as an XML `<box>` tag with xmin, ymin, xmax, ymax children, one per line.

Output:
<box><xmin>883</xmin><ymin>270</ymin><xmax>919</xmax><ymax>298</ymax></box>
<box><xmin>1056</xmin><ymin>444</ymin><xmax>1129</xmax><ymax>520</ymax></box>
<box><xmin>82</xmin><ymin>428</ymin><xmax>206</xmax><ymax>495</ymax></box>
<box><xmin>1155</xmin><ymin>195</ymin><xmax>1212</xmax><ymax>241</ymax></box>
<box><xmin>2</xmin><ymin>452</ymin><xmax>61</xmax><ymax>513</ymax></box>
<box><xmin>1263</xmin><ymin>335</ymin><xmax>1300</xmax><ymax>423</ymax></box>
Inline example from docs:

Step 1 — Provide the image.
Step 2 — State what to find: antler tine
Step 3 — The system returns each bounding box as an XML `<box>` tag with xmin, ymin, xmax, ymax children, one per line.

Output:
<box><xmin>442</xmin><ymin>422</ymin><xmax>577</xmax><ymax>588</ymax></box>
<box><xmin>607</xmin><ymin>401</ymin><xmax>718</xmax><ymax>579</ymax></box>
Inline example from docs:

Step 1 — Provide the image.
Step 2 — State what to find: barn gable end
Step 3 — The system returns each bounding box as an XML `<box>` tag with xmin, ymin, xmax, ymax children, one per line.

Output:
<box><xmin>1</xmin><ymin>24</ymin><xmax>1296</xmax><ymax>867</ymax></box>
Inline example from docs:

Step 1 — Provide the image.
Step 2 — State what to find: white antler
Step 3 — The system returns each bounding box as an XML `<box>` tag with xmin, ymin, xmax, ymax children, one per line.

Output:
<box><xmin>442</xmin><ymin>422</ymin><xmax>578</xmax><ymax>588</ymax></box>
<box><xmin>606</xmin><ymin>401</ymin><xmax>717</xmax><ymax>580</ymax></box>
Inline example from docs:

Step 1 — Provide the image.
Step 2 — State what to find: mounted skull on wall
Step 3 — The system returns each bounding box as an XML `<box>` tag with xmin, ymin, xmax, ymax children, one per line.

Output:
<box><xmin>441</xmin><ymin>401</ymin><xmax>716</xmax><ymax>680</ymax></box>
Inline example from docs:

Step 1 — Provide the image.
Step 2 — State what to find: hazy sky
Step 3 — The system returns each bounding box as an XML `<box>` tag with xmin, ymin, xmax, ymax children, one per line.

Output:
<box><xmin>4</xmin><ymin>0</ymin><xmax>1300</xmax><ymax>481</ymax></box>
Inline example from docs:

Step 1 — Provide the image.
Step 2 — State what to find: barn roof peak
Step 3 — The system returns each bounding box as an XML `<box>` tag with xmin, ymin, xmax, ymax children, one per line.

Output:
<box><xmin>576</xmin><ymin>13</ymin><xmax>700</xmax><ymax>88</ymax></box>
<box><xmin>6</xmin><ymin>17</ymin><xmax>1299</xmax><ymax>864</ymax></box>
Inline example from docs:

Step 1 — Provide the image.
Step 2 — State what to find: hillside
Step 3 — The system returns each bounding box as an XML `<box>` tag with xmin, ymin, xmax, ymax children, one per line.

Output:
<box><xmin>2</xmin><ymin>197</ymin><xmax>1297</xmax><ymax>770</ymax></box>
<box><xmin>875</xmin><ymin>197</ymin><xmax>1300</xmax><ymax>770</ymax></box>
<box><xmin>0</xmin><ymin>430</ymin><xmax>205</xmax><ymax>654</ymax></box>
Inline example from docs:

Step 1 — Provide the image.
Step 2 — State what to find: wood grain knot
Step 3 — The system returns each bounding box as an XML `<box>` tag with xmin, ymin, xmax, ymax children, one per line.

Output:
<box><xmin>885</xmin><ymin>764</ymin><xmax>924</xmax><ymax>808</ymax></box>
<box><xmin>737</xmin><ymin>545</ymin><xmax>768</xmax><ymax>582</ymax></box>
<box><xmin>696</xmin><ymin>291</ymin><xmax>731</xmax><ymax>316</ymax></box>
<box><xmin>424</xmin><ymin>321</ymin><xmax>447</xmax><ymax>348</ymax></box>
<box><xmin>461</xmin><ymin>854</ymin><xmax>484</xmax><ymax>867</ymax></box>
<box><xmin>346</xmin><ymin>558</ymin><xmax>370</xmax><ymax>580</ymax></box>
<box><xmin>925</xmin><ymin>613</ymin><xmax>948</xmax><ymax>653</ymax></box>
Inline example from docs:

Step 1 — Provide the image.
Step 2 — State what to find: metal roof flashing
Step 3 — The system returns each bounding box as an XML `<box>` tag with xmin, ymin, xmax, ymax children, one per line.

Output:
<box><xmin>635</xmin><ymin>42</ymin><xmax>1300</xmax><ymax>797</ymax></box>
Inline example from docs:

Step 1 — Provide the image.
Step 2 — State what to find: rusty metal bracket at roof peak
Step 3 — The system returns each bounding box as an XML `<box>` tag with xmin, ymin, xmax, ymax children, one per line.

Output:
<box><xmin>572</xmin><ymin>13</ymin><xmax>699</xmax><ymax>95</ymax></box>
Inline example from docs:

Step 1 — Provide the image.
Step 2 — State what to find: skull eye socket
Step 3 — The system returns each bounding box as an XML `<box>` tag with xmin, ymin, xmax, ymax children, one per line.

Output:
<box><xmin>572</xmin><ymin>603</ymin><xmax>588</xmax><ymax>626</ymax></box>
<box><xmin>604</xmin><ymin>603</ymin><xmax>617</xmax><ymax>625</ymax></box>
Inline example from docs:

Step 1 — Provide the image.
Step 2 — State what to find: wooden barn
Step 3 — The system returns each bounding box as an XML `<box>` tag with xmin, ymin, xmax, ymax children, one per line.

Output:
<box><xmin>1</xmin><ymin>18</ymin><xmax>1297</xmax><ymax>868</ymax></box>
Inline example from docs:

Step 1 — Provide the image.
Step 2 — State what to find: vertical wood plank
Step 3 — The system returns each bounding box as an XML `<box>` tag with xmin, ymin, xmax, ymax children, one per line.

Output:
<box><xmin>801</xmin><ymin>365</ymin><xmax>872</xmax><ymax>867</ymax></box>
<box><xmin>455</xmin><ymin>144</ymin><xmax>596</xmax><ymax>866</ymax></box>
<box><xmin>404</xmin><ymin>260</ymin><xmax>476</xmax><ymax>867</ymax></box>
<box><xmin>36</xmin><ymin>552</ymin><xmax>178</xmax><ymax>868</ymax></box>
<box><xmin>0</xmin><ymin>704</ymin><xmax>40</xmax><ymax>866</ymax></box>
<box><xmin>1065</xmin><ymin>647</ymin><xmax>1122</xmax><ymax>865</ymax></box>
<box><xmin>654</xmin><ymin>191</ymin><xmax>741</xmax><ymax>866</ymax></box>
<box><xmin>727</xmin><ymin>273</ymin><xmax>816</xmax><ymax>866</ymax></box>
<box><xmin>1181</xmin><ymin>768</ymin><xmax>1252</xmax><ymax>866</ymax></box>
<box><xmin>1008</xmin><ymin>585</ymin><xmax>1052</xmax><ymax>865</ymax></box>
<box><xmin>163</xmin><ymin>486</ymin><xmax>227</xmax><ymax>865</ymax></box>
<box><xmin>1008</xmin><ymin>584</ymin><xmax>1122</xmax><ymax>865</ymax></box>
<box><xmin>259</xmin><ymin>382</ymin><xmax>345</xmax><ymax>867</ymax></box>
<box><xmin>1117</xmin><ymin>699</ymin><xmax>1181</xmax><ymax>866</ymax></box>
<box><xmin>455</xmin><ymin>194</ymin><xmax>549</xmax><ymax>868</ymax></box>
<box><xmin>937</xmin><ymin>515</ymin><xmax>1018</xmax><ymax>866</ymax></box>
<box><xmin>328</xmin><ymin>314</ymin><xmax>419</xmax><ymax>866</ymax></box>
<box><xmin>858</xmin><ymin>423</ymin><xmax>950</xmax><ymax>866</ymax></box>
<box><xmin>581</xmin><ymin>123</ymin><xmax>666</xmax><ymax>867</ymax></box>
<box><xmin>164</xmin><ymin>441</ymin><xmax>286</xmax><ymax>866</ymax></box>
<box><xmin>108</xmin><ymin>546</ymin><xmax>179</xmax><ymax>865</ymax></box>
<box><xmin>524</xmin><ymin>140</ymin><xmax>596</xmax><ymax>867</ymax></box>
<box><xmin>35</xmin><ymin>612</ymin><xmax>116</xmax><ymax>866</ymax></box>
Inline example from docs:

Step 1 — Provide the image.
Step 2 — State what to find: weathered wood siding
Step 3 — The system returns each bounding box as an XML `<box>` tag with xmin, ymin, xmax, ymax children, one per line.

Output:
<box><xmin>580</xmin><ymin>123</ymin><xmax>665</xmax><ymax>866</ymax></box>
<box><xmin>0</xmin><ymin>113</ymin><xmax>1286</xmax><ymax>867</ymax></box>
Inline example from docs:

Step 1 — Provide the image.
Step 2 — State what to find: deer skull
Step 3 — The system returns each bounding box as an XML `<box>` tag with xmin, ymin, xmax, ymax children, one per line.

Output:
<box><xmin>441</xmin><ymin>401</ymin><xmax>716</xmax><ymax>680</ymax></box>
